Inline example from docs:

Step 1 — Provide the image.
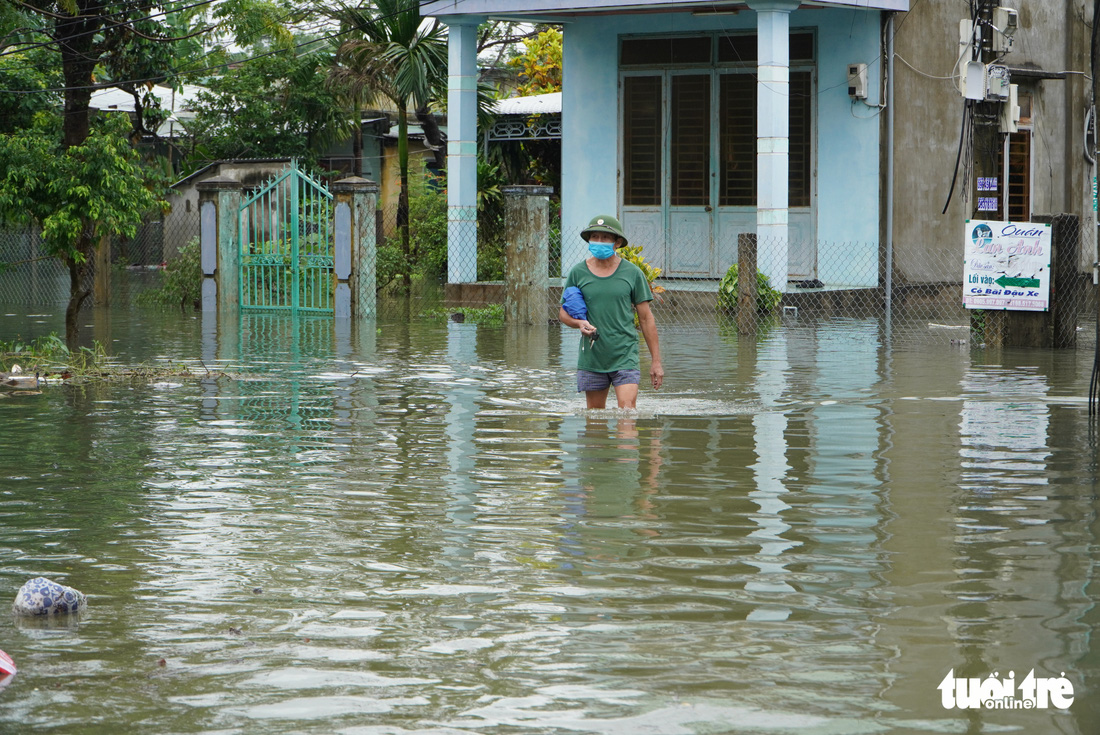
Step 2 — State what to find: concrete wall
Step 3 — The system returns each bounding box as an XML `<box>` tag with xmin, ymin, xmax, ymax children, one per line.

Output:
<box><xmin>891</xmin><ymin>1</ymin><xmax>1094</xmax><ymax>283</ymax></box>
<box><xmin>164</xmin><ymin>161</ymin><xmax>290</xmax><ymax>261</ymax></box>
<box><xmin>560</xmin><ymin>7</ymin><xmax>884</xmax><ymax>279</ymax></box>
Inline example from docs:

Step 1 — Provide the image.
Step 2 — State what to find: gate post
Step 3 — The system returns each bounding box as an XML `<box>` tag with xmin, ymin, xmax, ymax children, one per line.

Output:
<box><xmin>503</xmin><ymin>185</ymin><xmax>552</xmax><ymax>325</ymax></box>
<box><xmin>332</xmin><ymin>176</ymin><xmax>380</xmax><ymax>319</ymax></box>
<box><xmin>196</xmin><ymin>176</ymin><xmax>241</xmax><ymax>312</ymax></box>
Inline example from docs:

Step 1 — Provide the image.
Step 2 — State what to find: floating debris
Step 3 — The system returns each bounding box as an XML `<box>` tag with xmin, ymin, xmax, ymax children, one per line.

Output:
<box><xmin>12</xmin><ymin>577</ymin><xmax>87</xmax><ymax>617</ymax></box>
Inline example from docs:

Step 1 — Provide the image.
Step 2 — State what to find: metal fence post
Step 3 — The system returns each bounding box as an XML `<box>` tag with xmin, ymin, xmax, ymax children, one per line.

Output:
<box><xmin>503</xmin><ymin>185</ymin><xmax>552</xmax><ymax>325</ymax></box>
<box><xmin>196</xmin><ymin>176</ymin><xmax>240</xmax><ymax>313</ymax></box>
<box><xmin>333</xmin><ymin>176</ymin><xmax>380</xmax><ymax>320</ymax></box>
<box><xmin>737</xmin><ymin>233</ymin><xmax>758</xmax><ymax>335</ymax></box>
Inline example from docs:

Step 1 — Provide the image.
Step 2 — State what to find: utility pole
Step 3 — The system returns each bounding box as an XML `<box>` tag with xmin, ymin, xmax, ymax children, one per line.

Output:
<box><xmin>971</xmin><ymin>0</ymin><xmax>1000</xmax><ymax>221</ymax></box>
<box><xmin>1092</xmin><ymin>0</ymin><xmax>1100</xmax><ymax>340</ymax></box>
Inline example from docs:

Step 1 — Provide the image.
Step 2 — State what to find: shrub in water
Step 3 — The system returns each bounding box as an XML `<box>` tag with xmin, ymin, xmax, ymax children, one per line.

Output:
<box><xmin>717</xmin><ymin>264</ymin><xmax>782</xmax><ymax>313</ymax></box>
<box><xmin>137</xmin><ymin>238</ymin><xmax>201</xmax><ymax>310</ymax></box>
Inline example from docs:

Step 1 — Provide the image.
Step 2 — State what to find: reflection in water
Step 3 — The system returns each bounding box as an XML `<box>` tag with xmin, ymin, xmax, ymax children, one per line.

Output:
<box><xmin>0</xmin><ymin>309</ymin><xmax>1095</xmax><ymax>733</ymax></box>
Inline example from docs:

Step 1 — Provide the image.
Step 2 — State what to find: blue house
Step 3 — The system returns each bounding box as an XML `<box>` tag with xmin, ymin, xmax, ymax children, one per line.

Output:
<box><xmin>425</xmin><ymin>0</ymin><xmax>908</xmax><ymax>292</ymax></box>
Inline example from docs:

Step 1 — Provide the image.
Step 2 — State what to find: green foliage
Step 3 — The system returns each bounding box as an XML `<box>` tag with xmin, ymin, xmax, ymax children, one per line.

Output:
<box><xmin>0</xmin><ymin>332</ymin><xmax>209</xmax><ymax>381</ymax></box>
<box><xmin>419</xmin><ymin>304</ymin><xmax>504</xmax><ymax>325</ymax></box>
<box><xmin>509</xmin><ymin>28</ymin><xmax>563</xmax><ymax>95</ymax></box>
<box><xmin>0</xmin><ymin>52</ymin><xmax>61</xmax><ymax>134</ymax></box>
<box><xmin>476</xmin><ymin>156</ymin><xmax>508</xmax><ymax>281</ymax></box>
<box><xmin>376</xmin><ymin>164</ymin><xmax>446</xmax><ymax>290</ymax></box>
<box><xmin>717</xmin><ymin>263</ymin><xmax>783</xmax><ymax>313</ymax></box>
<box><xmin>618</xmin><ymin>244</ymin><xmax>665</xmax><ymax>293</ymax></box>
<box><xmin>375</xmin><ymin>156</ymin><xmax>509</xmax><ymax>287</ymax></box>
<box><xmin>0</xmin><ymin>114</ymin><xmax>168</xmax><ymax>266</ymax></box>
<box><xmin>137</xmin><ymin>238</ymin><xmax>202</xmax><ymax>310</ymax></box>
<box><xmin>409</xmin><ymin>174</ymin><xmax>448</xmax><ymax>278</ymax></box>
<box><xmin>969</xmin><ymin>309</ymin><xmax>986</xmax><ymax>342</ymax></box>
<box><xmin>325</xmin><ymin>0</ymin><xmax>448</xmax><ymax>287</ymax></box>
<box><xmin>327</xmin><ymin>0</ymin><xmax>448</xmax><ymax>111</ymax></box>
<box><xmin>0</xmin><ymin>333</ymin><xmax>107</xmax><ymax>374</ymax></box>
<box><xmin>184</xmin><ymin>49</ymin><xmax>353</xmax><ymax>170</ymax></box>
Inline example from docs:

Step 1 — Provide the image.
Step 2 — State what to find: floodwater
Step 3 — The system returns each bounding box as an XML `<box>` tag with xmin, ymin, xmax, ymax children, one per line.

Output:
<box><xmin>0</xmin><ymin>305</ymin><xmax>1097</xmax><ymax>734</ymax></box>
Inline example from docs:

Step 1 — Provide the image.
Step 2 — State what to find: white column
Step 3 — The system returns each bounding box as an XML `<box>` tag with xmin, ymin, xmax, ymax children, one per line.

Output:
<box><xmin>749</xmin><ymin>1</ymin><xmax>799</xmax><ymax>293</ymax></box>
<box><xmin>445</xmin><ymin>18</ymin><xmax>482</xmax><ymax>284</ymax></box>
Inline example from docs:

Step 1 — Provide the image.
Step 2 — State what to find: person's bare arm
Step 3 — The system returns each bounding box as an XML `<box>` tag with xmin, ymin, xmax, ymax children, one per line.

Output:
<box><xmin>559</xmin><ymin>306</ymin><xmax>597</xmax><ymax>337</ymax></box>
<box><xmin>635</xmin><ymin>301</ymin><xmax>663</xmax><ymax>389</ymax></box>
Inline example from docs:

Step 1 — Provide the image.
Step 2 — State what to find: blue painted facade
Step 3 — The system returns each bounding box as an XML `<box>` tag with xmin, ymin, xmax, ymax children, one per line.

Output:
<box><xmin>428</xmin><ymin>0</ymin><xmax>901</xmax><ymax>288</ymax></box>
<box><xmin>560</xmin><ymin>9</ymin><xmax>883</xmax><ymax>285</ymax></box>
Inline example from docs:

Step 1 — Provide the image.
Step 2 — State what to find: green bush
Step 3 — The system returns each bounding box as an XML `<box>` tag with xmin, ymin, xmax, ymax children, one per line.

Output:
<box><xmin>137</xmin><ymin>238</ymin><xmax>202</xmax><ymax>310</ymax></box>
<box><xmin>717</xmin><ymin>263</ymin><xmax>782</xmax><ymax>313</ymax></box>
<box><xmin>476</xmin><ymin>156</ymin><xmax>507</xmax><ymax>281</ymax></box>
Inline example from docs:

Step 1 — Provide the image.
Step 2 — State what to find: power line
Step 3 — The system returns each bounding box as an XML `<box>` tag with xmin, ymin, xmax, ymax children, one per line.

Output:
<box><xmin>0</xmin><ymin>0</ymin><xmax>446</xmax><ymax>96</ymax></box>
<box><xmin>0</xmin><ymin>0</ymin><xmax>224</xmax><ymax>62</ymax></box>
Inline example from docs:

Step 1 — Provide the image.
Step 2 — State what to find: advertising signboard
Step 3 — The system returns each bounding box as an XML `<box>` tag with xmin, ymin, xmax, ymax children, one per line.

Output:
<box><xmin>963</xmin><ymin>220</ymin><xmax>1051</xmax><ymax>311</ymax></box>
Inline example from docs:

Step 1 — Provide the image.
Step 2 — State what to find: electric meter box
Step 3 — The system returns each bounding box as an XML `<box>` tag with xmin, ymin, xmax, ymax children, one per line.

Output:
<box><xmin>847</xmin><ymin>63</ymin><xmax>867</xmax><ymax>100</ymax></box>
<box><xmin>993</xmin><ymin>7</ymin><xmax>1018</xmax><ymax>53</ymax></box>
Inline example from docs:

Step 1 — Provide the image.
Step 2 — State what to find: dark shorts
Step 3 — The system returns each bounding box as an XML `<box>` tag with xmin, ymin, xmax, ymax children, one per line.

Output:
<box><xmin>577</xmin><ymin>369</ymin><xmax>641</xmax><ymax>392</ymax></box>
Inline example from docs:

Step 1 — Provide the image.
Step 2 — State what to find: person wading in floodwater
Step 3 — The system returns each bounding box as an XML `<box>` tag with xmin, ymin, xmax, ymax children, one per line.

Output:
<box><xmin>558</xmin><ymin>214</ymin><xmax>663</xmax><ymax>409</ymax></box>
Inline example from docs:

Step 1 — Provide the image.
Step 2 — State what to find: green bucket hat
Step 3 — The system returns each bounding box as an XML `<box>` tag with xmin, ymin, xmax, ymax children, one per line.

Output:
<box><xmin>580</xmin><ymin>214</ymin><xmax>628</xmax><ymax>246</ymax></box>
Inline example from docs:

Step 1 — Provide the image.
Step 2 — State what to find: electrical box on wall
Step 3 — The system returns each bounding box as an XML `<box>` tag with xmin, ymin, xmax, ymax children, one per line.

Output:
<box><xmin>847</xmin><ymin>63</ymin><xmax>867</xmax><ymax>99</ymax></box>
<box><xmin>961</xmin><ymin>61</ymin><xmax>986</xmax><ymax>100</ymax></box>
<box><xmin>959</xmin><ymin>19</ymin><xmax>975</xmax><ymax>49</ymax></box>
<box><xmin>986</xmin><ymin>64</ymin><xmax>1010</xmax><ymax>100</ymax></box>
<box><xmin>992</xmin><ymin>7</ymin><xmax>1018</xmax><ymax>54</ymax></box>
<box><xmin>999</xmin><ymin>84</ymin><xmax>1020</xmax><ymax>133</ymax></box>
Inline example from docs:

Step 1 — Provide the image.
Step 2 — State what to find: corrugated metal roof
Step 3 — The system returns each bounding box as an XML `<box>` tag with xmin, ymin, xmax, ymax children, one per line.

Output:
<box><xmin>493</xmin><ymin>92</ymin><xmax>562</xmax><ymax>116</ymax></box>
<box><xmin>424</xmin><ymin>1</ymin><xmax>909</xmax><ymax>16</ymax></box>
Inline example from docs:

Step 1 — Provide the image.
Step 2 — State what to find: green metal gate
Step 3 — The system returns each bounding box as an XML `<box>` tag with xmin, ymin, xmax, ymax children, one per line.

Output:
<box><xmin>239</xmin><ymin>161</ymin><xmax>334</xmax><ymax>312</ymax></box>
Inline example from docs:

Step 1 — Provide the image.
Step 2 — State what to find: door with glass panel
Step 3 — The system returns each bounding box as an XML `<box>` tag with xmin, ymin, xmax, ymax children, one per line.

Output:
<box><xmin>717</xmin><ymin>68</ymin><xmax>816</xmax><ymax>280</ymax></box>
<box><xmin>620</xmin><ymin>46</ymin><xmax>816</xmax><ymax>280</ymax></box>
<box><xmin>667</xmin><ymin>72</ymin><xmax>715</xmax><ymax>275</ymax></box>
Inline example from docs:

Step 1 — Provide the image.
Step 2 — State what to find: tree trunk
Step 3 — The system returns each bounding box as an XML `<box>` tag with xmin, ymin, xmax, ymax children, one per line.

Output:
<box><xmin>416</xmin><ymin>105</ymin><xmax>446</xmax><ymax>170</ymax></box>
<box><xmin>398</xmin><ymin>107</ymin><xmax>411</xmax><ymax>291</ymax></box>
<box><xmin>57</xmin><ymin>4</ymin><xmax>99</xmax><ymax>150</ymax></box>
<box><xmin>352</xmin><ymin>113</ymin><xmax>363</xmax><ymax>176</ymax></box>
<box><xmin>65</xmin><ymin>254</ymin><xmax>92</xmax><ymax>348</ymax></box>
<box><xmin>57</xmin><ymin>3</ymin><xmax>101</xmax><ymax>343</ymax></box>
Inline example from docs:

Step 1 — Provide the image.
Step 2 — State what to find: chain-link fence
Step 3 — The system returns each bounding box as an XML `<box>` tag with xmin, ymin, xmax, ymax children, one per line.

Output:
<box><xmin>0</xmin><ymin>214</ymin><xmax>188</xmax><ymax>308</ymax></box>
<box><xmin>391</xmin><ymin>196</ymin><xmax>1097</xmax><ymax>349</ymax></box>
<box><xmin>0</xmin><ymin>227</ymin><xmax>70</xmax><ymax>306</ymax></box>
<box><xmin>2</xmin><ymin>191</ymin><xmax>1095</xmax><ymax>351</ymax></box>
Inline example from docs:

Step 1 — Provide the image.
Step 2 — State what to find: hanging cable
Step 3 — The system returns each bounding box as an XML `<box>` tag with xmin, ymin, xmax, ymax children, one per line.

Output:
<box><xmin>942</xmin><ymin>100</ymin><xmax>973</xmax><ymax>214</ymax></box>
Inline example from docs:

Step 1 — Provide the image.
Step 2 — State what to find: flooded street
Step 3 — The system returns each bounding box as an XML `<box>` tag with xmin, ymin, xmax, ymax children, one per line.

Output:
<box><xmin>0</xmin><ymin>307</ymin><xmax>1096</xmax><ymax>733</ymax></box>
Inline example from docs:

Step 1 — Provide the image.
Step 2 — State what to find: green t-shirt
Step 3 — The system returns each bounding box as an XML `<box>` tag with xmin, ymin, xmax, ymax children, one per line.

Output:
<box><xmin>562</xmin><ymin>258</ymin><xmax>653</xmax><ymax>373</ymax></box>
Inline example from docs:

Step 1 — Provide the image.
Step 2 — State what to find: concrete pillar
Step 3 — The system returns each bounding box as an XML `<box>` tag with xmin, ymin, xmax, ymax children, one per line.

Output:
<box><xmin>749</xmin><ymin>1</ymin><xmax>800</xmax><ymax>293</ymax></box>
<box><xmin>503</xmin><ymin>185</ymin><xmax>552</xmax><ymax>325</ymax></box>
<box><xmin>332</xmin><ymin>176</ymin><xmax>380</xmax><ymax>320</ymax></box>
<box><xmin>196</xmin><ymin>176</ymin><xmax>241</xmax><ymax>312</ymax></box>
<box><xmin>445</xmin><ymin>17</ymin><xmax>483</xmax><ymax>284</ymax></box>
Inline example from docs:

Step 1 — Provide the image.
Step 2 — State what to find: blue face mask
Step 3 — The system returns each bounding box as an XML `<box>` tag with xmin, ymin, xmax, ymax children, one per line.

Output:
<box><xmin>588</xmin><ymin>242</ymin><xmax>615</xmax><ymax>260</ymax></box>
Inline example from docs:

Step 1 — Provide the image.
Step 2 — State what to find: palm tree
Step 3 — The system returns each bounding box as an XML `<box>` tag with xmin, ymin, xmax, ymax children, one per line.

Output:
<box><xmin>325</xmin><ymin>0</ymin><xmax>447</xmax><ymax>290</ymax></box>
